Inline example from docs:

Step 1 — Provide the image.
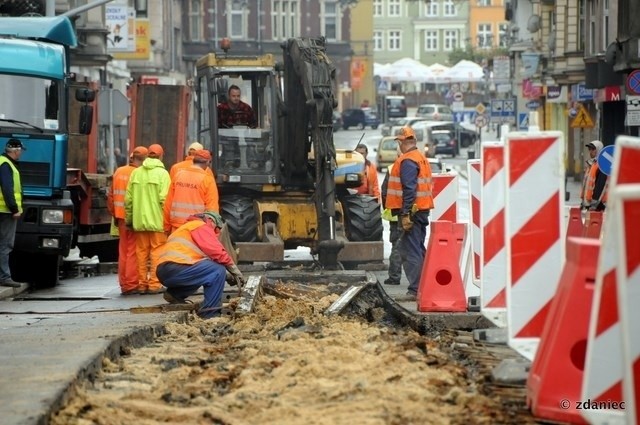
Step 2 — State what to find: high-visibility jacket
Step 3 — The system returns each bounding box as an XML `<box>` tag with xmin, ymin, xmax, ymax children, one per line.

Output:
<box><xmin>381</xmin><ymin>163</ymin><xmax>397</xmax><ymax>222</ymax></box>
<box><xmin>108</xmin><ymin>164</ymin><xmax>136</xmax><ymax>219</ymax></box>
<box><xmin>386</xmin><ymin>149</ymin><xmax>433</xmax><ymax>212</ymax></box>
<box><xmin>579</xmin><ymin>159</ymin><xmax>595</xmax><ymax>201</ymax></box>
<box><xmin>125</xmin><ymin>158</ymin><xmax>170</xmax><ymax>232</ymax></box>
<box><xmin>169</xmin><ymin>156</ymin><xmax>214</xmax><ymax>180</ymax></box>
<box><xmin>0</xmin><ymin>156</ymin><xmax>22</xmax><ymax>214</ymax></box>
<box><xmin>156</xmin><ymin>218</ymin><xmax>233</xmax><ymax>266</ymax></box>
<box><xmin>355</xmin><ymin>161</ymin><xmax>381</xmax><ymax>201</ymax></box>
<box><xmin>584</xmin><ymin>162</ymin><xmax>608</xmax><ymax>203</ymax></box>
<box><xmin>164</xmin><ymin>166</ymin><xmax>219</xmax><ymax>231</ymax></box>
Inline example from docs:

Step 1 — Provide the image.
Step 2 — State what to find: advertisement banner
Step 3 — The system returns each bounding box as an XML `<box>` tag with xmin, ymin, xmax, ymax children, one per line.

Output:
<box><xmin>546</xmin><ymin>86</ymin><xmax>567</xmax><ymax>103</ymax></box>
<box><xmin>112</xmin><ymin>19</ymin><xmax>151</xmax><ymax>61</ymax></box>
<box><xmin>105</xmin><ymin>4</ymin><xmax>131</xmax><ymax>52</ymax></box>
<box><xmin>521</xmin><ymin>53</ymin><xmax>540</xmax><ymax>79</ymax></box>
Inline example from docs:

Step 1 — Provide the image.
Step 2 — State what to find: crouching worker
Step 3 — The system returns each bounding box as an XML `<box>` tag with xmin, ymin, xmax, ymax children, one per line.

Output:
<box><xmin>155</xmin><ymin>211</ymin><xmax>245</xmax><ymax>319</ymax></box>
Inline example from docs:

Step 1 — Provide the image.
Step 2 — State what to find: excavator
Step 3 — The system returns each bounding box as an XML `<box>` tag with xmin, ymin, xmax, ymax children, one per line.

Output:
<box><xmin>194</xmin><ymin>37</ymin><xmax>383</xmax><ymax>269</ymax></box>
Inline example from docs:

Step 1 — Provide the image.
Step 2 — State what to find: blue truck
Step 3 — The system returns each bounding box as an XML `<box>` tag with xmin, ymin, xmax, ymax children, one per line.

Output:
<box><xmin>0</xmin><ymin>16</ymin><xmax>104</xmax><ymax>287</ymax></box>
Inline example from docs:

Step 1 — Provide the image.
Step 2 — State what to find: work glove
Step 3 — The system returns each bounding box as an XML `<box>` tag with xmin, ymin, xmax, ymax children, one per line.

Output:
<box><xmin>225</xmin><ymin>264</ymin><xmax>246</xmax><ymax>287</ymax></box>
<box><xmin>588</xmin><ymin>200</ymin><xmax>600</xmax><ymax>211</ymax></box>
<box><xmin>400</xmin><ymin>214</ymin><xmax>413</xmax><ymax>232</ymax></box>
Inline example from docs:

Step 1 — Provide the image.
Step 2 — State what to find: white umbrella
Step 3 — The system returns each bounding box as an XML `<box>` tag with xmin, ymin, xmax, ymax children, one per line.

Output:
<box><xmin>373</xmin><ymin>62</ymin><xmax>392</xmax><ymax>78</ymax></box>
<box><xmin>384</xmin><ymin>58</ymin><xmax>435</xmax><ymax>83</ymax></box>
<box><xmin>429</xmin><ymin>63</ymin><xmax>450</xmax><ymax>77</ymax></box>
<box><xmin>440</xmin><ymin>60</ymin><xmax>485</xmax><ymax>83</ymax></box>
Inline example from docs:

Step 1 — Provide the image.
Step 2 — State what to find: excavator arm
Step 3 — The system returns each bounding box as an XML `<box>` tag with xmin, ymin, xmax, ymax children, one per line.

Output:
<box><xmin>282</xmin><ymin>37</ymin><xmax>343</xmax><ymax>269</ymax></box>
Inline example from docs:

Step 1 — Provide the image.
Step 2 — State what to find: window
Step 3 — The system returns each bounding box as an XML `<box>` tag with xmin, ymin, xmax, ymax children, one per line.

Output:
<box><xmin>589</xmin><ymin>0</ymin><xmax>596</xmax><ymax>54</ymax></box>
<box><xmin>189</xmin><ymin>0</ymin><xmax>203</xmax><ymax>41</ymax></box>
<box><xmin>425</xmin><ymin>30</ymin><xmax>438</xmax><ymax>51</ymax></box>
<box><xmin>578</xmin><ymin>0</ymin><xmax>585</xmax><ymax>51</ymax></box>
<box><xmin>388</xmin><ymin>30</ymin><xmax>401</xmax><ymax>50</ymax></box>
<box><xmin>444</xmin><ymin>30</ymin><xmax>458</xmax><ymax>51</ymax></box>
<box><xmin>602</xmin><ymin>0</ymin><xmax>609</xmax><ymax>48</ymax></box>
<box><xmin>228</xmin><ymin>1</ymin><xmax>247</xmax><ymax>39</ymax></box>
<box><xmin>388</xmin><ymin>0</ymin><xmax>401</xmax><ymax>17</ymax></box>
<box><xmin>477</xmin><ymin>23</ymin><xmax>492</xmax><ymax>48</ymax></box>
<box><xmin>425</xmin><ymin>1</ymin><xmax>438</xmax><ymax>16</ymax></box>
<box><xmin>443</xmin><ymin>1</ymin><xmax>456</xmax><ymax>16</ymax></box>
<box><xmin>322</xmin><ymin>1</ymin><xmax>340</xmax><ymax>41</ymax></box>
<box><xmin>373</xmin><ymin>30</ymin><xmax>383</xmax><ymax>51</ymax></box>
<box><xmin>373</xmin><ymin>0</ymin><xmax>382</xmax><ymax>17</ymax></box>
<box><xmin>477</xmin><ymin>0</ymin><xmax>491</xmax><ymax>5</ymax></box>
<box><xmin>499</xmin><ymin>23</ymin><xmax>509</xmax><ymax>47</ymax></box>
<box><xmin>271</xmin><ymin>0</ymin><xmax>299</xmax><ymax>40</ymax></box>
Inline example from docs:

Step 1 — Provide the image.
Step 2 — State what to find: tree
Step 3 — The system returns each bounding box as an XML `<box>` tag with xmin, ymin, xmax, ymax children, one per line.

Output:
<box><xmin>448</xmin><ymin>45</ymin><xmax>509</xmax><ymax>66</ymax></box>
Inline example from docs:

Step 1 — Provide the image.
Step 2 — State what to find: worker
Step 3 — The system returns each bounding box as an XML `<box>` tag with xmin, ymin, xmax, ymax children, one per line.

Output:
<box><xmin>217</xmin><ymin>85</ymin><xmax>257</xmax><ymax>128</ymax></box>
<box><xmin>380</xmin><ymin>150</ymin><xmax>403</xmax><ymax>286</ymax></box>
<box><xmin>164</xmin><ymin>149</ymin><xmax>219</xmax><ymax>234</ymax></box>
<box><xmin>581</xmin><ymin>140</ymin><xmax>608</xmax><ymax>211</ymax></box>
<box><xmin>156</xmin><ymin>211</ymin><xmax>245</xmax><ymax>319</ymax></box>
<box><xmin>387</xmin><ymin>127</ymin><xmax>433</xmax><ymax>301</ymax></box>
<box><xmin>0</xmin><ymin>139</ymin><xmax>26</xmax><ymax>287</ymax></box>
<box><xmin>354</xmin><ymin>144</ymin><xmax>381</xmax><ymax>202</ymax></box>
<box><xmin>108</xmin><ymin>146</ymin><xmax>148</xmax><ymax>295</ymax></box>
<box><xmin>169</xmin><ymin>141</ymin><xmax>214</xmax><ymax>180</ymax></box>
<box><xmin>125</xmin><ymin>143</ymin><xmax>171</xmax><ymax>294</ymax></box>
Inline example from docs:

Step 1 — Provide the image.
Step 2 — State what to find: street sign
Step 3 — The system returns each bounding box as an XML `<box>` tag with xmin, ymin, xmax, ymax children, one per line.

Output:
<box><xmin>597</xmin><ymin>145</ymin><xmax>615</xmax><ymax>176</ymax></box>
<box><xmin>98</xmin><ymin>89</ymin><xmax>130</xmax><ymax>126</ymax></box>
<box><xmin>475</xmin><ymin>115</ymin><xmax>488</xmax><ymax>128</ymax></box>
<box><xmin>626</xmin><ymin>95</ymin><xmax>640</xmax><ymax>126</ymax></box>
<box><xmin>475</xmin><ymin>103</ymin><xmax>486</xmax><ymax>115</ymax></box>
<box><xmin>570</xmin><ymin>105</ymin><xmax>595</xmax><ymax>128</ymax></box>
<box><xmin>526</xmin><ymin>100</ymin><xmax>541</xmax><ymax>109</ymax></box>
<box><xmin>490</xmin><ymin>98</ymin><xmax>516</xmax><ymax>124</ymax></box>
<box><xmin>518</xmin><ymin>113</ymin><xmax>529</xmax><ymax>130</ymax></box>
<box><xmin>451</xmin><ymin>101</ymin><xmax>465</xmax><ymax>112</ymax></box>
<box><xmin>453</xmin><ymin>92</ymin><xmax>464</xmax><ymax>102</ymax></box>
<box><xmin>626</xmin><ymin>69</ymin><xmax>640</xmax><ymax>95</ymax></box>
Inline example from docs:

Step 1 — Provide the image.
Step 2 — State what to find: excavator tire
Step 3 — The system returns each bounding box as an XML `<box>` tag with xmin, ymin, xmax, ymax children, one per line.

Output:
<box><xmin>341</xmin><ymin>195</ymin><xmax>383</xmax><ymax>242</ymax></box>
<box><xmin>221</xmin><ymin>195</ymin><xmax>258</xmax><ymax>242</ymax></box>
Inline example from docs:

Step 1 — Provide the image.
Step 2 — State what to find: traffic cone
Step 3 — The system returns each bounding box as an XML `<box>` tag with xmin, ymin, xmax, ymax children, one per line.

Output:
<box><xmin>417</xmin><ymin>221</ymin><xmax>467</xmax><ymax>312</ymax></box>
<box><xmin>582</xmin><ymin>210</ymin><xmax>603</xmax><ymax>239</ymax></box>
<box><xmin>566</xmin><ymin>207</ymin><xmax>583</xmax><ymax>248</ymax></box>
<box><xmin>526</xmin><ymin>237</ymin><xmax>600</xmax><ymax>424</ymax></box>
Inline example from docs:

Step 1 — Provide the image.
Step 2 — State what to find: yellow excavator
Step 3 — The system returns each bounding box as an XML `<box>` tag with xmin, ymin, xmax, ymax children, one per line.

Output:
<box><xmin>194</xmin><ymin>37</ymin><xmax>383</xmax><ymax>269</ymax></box>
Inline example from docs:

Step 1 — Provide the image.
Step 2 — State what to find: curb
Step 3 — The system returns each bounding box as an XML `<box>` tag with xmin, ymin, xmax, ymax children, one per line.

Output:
<box><xmin>0</xmin><ymin>283</ymin><xmax>28</xmax><ymax>301</ymax></box>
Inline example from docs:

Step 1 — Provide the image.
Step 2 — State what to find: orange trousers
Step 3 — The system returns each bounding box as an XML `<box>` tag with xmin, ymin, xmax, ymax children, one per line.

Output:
<box><xmin>134</xmin><ymin>231</ymin><xmax>167</xmax><ymax>291</ymax></box>
<box><xmin>117</xmin><ymin>220</ymin><xmax>138</xmax><ymax>292</ymax></box>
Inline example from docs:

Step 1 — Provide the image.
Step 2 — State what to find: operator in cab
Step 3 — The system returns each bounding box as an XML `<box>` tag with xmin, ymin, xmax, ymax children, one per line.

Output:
<box><xmin>217</xmin><ymin>85</ymin><xmax>257</xmax><ymax>128</ymax></box>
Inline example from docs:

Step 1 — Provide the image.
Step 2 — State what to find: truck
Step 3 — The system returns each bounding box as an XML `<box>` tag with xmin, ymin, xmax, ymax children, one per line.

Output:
<box><xmin>0</xmin><ymin>16</ymin><xmax>111</xmax><ymax>287</ymax></box>
<box><xmin>194</xmin><ymin>37</ymin><xmax>383</xmax><ymax>269</ymax></box>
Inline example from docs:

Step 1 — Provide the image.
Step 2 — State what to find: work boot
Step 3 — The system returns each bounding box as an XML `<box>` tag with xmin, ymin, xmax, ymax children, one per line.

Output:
<box><xmin>383</xmin><ymin>278</ymin><xmax>400</xmax><ymax>286</ymax></box>
<box><xmin>163</xmin><ymin>292</ymin><xmax>187</xmax><ymax>304</ymax></box>
<box><xmin>0</xmin><ymin>278</ymin><xmax>23</xmax><ymax>288</ymax></box>
<box><xmin>145</xmin><ymin>287</ymin><xmax>166</xmax><ymax>295</ymax></box>
<box><xmin>121</xmin><ymin>288</ymin><xmax>141</xmax><ymax>296</ymax></box>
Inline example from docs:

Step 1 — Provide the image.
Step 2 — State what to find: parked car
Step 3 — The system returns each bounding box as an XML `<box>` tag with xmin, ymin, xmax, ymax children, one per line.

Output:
<box><xmin>380</xmin><ymin>116</ymin><xmax>430</xmax><ymax>137</ymax></box>
<box><xmin>415</xmin><ymin>104</ymin><xmax>454</xmax><ymax>121</ymax></box>
<box><xmin>384</xmin><ymin>95</ymin><xmax>407</xmax><ymax>119</ymax></box>
<box><xmin>432</xmin><ymin>130</ymin><xmax>459</xmax><ymax>157</ymax></box>
<box><xmin>374</xmin><ymin>136</ymin><xmax>398</xmax><ymax>172</ymax></box>
<box><xmin>341</xmin><ymin>108</ymin><xmax>380</xmax><ymax>130</ymax></box>
<box><xmin>332</xmin><ymin>111</ymin><xmax>342</xmax><ymax>132</ymax></box>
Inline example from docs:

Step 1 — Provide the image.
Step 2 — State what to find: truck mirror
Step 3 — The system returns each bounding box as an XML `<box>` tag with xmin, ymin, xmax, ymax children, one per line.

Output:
<box><xmin>79</xmin><ymin>105</ymin><xmax>93</xmax><ymax>135</ymax></box>
<box><xmin>75</xmin><ymin>88</ymin><xmax>95</xmax><ymax>103</ymax></box>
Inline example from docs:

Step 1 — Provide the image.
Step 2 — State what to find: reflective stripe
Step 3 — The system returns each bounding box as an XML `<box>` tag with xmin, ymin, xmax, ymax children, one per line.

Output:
<box><xmin>113</xmin><ymin>189</ymin><xmax>126</xmax><ymax>195</ymax></box>
<box><xmin>158</xmin><ymin>249</ymin><xmax>194</xmax><ymax>263</ymax></box>
<box><xmin>113</xmin><ymin>201</ymin><xmax>125</xmax><ymax>207</ymax></box>
<box><xmin>172</xmin><ymin>201</ymin><xmax>204</xmax><ymax>209</ymax></box>
<box><xmin>158</xmin><ymin>235</ymin><xmax>207</xmax><ymax>264</ymax></box>
<box><xmin>171</xmin><ymin>209</ymin><xmax>204</xmax><ymax>219</ymax></box>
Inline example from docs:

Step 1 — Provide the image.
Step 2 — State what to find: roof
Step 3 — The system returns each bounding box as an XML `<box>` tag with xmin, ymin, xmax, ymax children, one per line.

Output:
<box><xmin>0</xmin><ymin>39</ymin><xmax>66</xmax><ymax>78</ymax></box>
<box><xmin>0</xmin><ymin>16</ymin><xmax>77</xmax><ymax>47</ymax></box>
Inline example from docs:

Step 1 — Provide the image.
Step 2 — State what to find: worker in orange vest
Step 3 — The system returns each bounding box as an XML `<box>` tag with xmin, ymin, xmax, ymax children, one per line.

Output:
<box><xmin>169</xmin><ymin>142</ymin><xmax>214</xmax><ymax>180</ymax></box>
<box><xmin>164</xmin><ymin>149</ymin><xmax>219</xmax><ymax>234</ymax></box>
<box><xmin>581</xmin><ymin>140</ymin><xmax>608</xmax><ymax>211</ymax></box>
<box><xmin>107</xmin><ymin>146</ymin><xmax>148</xmax><ymax>295</ymax></box>
<box><xmin>386</xmin><ymin>127</ymin><xmax>434</xmax><ymax>301</ymax></box>
<box><xmin>156</xmin><ymin>211</ymin><xmax>245</xmax><ymax>319</ymax></box>
<box><xmin>354</xmin><ymin>143</ymin><xmax>381</xmax><ymax>202</ymax></box>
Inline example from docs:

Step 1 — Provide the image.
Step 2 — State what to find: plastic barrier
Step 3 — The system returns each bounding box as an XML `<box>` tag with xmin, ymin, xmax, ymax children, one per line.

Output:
<box><xmin>505</xmin><ymin>131</ymin><xmax>565</xmax><ymax>361</ymax></box>
<box><xmin>467</xmin><ymin>159</ymin><xmax>482</xmax><ymax>282</ymax></box>
<box><xmin>566</xmin><ymin>206</ymin><xmax>583</xmax><ymax>246</ymax></box>
<box><xmin>582</xmin><ymin>210</ymin><xmax>604</xmax><ymax>239</ymax></box>
<box><xmin>526</xmin><ymin>237</ymin><xmax>599</xmax><ymax>424</ymax></box>
<box><xmin>431</xmin><ymin>173</ymin><xmax>458</xmax><ymax>222</ymax></box>
<box><xmin>417</xmin><ymin>221</ymin><xmax>467</xmax><ymax>312</ymax></box>
<box><xmin>582</xmin><ymin>136</ymin><xmax>640</xmax><ymax>425</ymax></box>
<box><xmin>480</xmin><ymin>142</ymin><xmax>507</xmax><ymax>328</ymax></box>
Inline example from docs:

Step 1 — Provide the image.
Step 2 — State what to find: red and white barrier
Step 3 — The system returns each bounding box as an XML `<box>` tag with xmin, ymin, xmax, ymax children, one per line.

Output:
<box><xmin>505</xmin><ymin>131</ymin><xmax>565</xmax><ymax>361</ymax></box>
<box><xmin>615</xmin><ymin>185</ymin><xmax>640</xmax><ymax>425</ymax></box>
<box><xmin>432</xmin><ymin>173</ymin><xmax>458</xmax><ymax>222</ymax></box>
<box><xmin>582</xmin><ymin>136</ymin><xmax>640</xmax><ymax>424</ymax></box>
<box><xmin>480</xmin><ymin>142</ymin><xmax>507</xmax><ymax>328</ymax></box>
<box><xmin>467</xmin><ymin>159</ymin><xmax>481</xmax><ymax>283</ymax></box>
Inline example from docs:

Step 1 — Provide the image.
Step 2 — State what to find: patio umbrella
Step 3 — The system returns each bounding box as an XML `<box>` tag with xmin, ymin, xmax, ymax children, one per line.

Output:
<box><xmin>384</xmin><ymin>58</ymin><xmax>435</xmax><ymax>83</ymax></box>
<box><xmin>441</xmin><ymin>60</ymin><xmax>485</xmax><ymax>83</ymax></box>
<box><xmin>374</xmin><ymin>62</ymin><xmax>393</xmax><ymax>78</ymax></box>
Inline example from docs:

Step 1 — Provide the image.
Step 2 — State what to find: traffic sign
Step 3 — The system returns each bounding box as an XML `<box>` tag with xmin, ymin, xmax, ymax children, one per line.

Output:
<box><xmin>475</xmin><ymin>115</ymin><xmax>488</xmax><ymax>128</ymax></box>
<box><xmin>98</xmin><ymin>89</ymin><xmax>130</xmax><ymax>126</ymax></box>
<box><xmin>518</xmin><ymin>113</ymin><xmax>529</xmax><ymax>130</ymax></box>
<box><xmin>597</xmin><ymin>145</ymin><xmax>615</xmax><ymax>176</ymax></box>
<box><xmin>490</xmin><ymin>98</ymin><xmax>516</xmax><ymax>124</ymax></box>
<box><xmin>526</xmin><ymin>100</ymin><xmax>541</xmax><ymax>109</ymax></box>
<box><xmin>453</xmin><ymin>92</ymin><xmax>464</xmax><ymax>102</ymax></box>
<box><xmin>626</xmin><ymin>69</ymin><xmax>640</xmax><ymax>95</ymax></box>
<box><xmin>475</xmin><ymin>103</ymin><xmax>486</xmax><ymax>115</ymax></box>
<box><xmin>570</xmin><ymin>105</ymin><xmax>594</xmax><ymax>128</ymax></box>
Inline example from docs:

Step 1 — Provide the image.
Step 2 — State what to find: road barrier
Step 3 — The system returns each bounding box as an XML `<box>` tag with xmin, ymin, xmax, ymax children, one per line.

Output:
<box><xmin>432</xmin><ymin>173</ymin><xmax>459</xmax><ymax>222</ymax></box>
<box><xmin>467</xmin><ymin>159</ymin><xmax>482</xmax><ymax>283</ymax></box>
<box><xmin>582</xmin><ymin>210</ymin><xmax>604</xmax><ymax>238</ymax></box>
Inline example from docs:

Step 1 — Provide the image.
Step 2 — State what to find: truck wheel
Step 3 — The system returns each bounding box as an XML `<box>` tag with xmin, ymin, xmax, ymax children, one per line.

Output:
<box><xmin>341</xmin><ymin>195</ymin><xmax>383</xmax><ymax>242</ymax></box>
<box><xmin>221</xmin><ymin>195</ymin><xmax>258</xmax><ymax>242</ymax></box>
<box><xmin>10</xmin><ymin>253</ymin><xmax>60</xmax><ymax>288</ymax></box>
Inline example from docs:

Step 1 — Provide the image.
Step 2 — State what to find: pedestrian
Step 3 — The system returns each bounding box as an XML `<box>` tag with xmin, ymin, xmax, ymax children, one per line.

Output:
<box><xmin>164</xmin><ymin>149</ymin><xmax>219</xmax><ymax>234</ymax></box>
<box><xmin>169</xmin><ymin>141</ymin><xmax>214</xmax><ymax>180</ymax></box>
<box><xmin>107</xmin><ymin>146</ymin><xmax>148</xmax><ymax>295</ymax></box>
<box><xmin>354</xmin><ymin>144</ymin><xmax>381</xmax><ymax>201</ymax></box>
<box><xmin>156</xmin><ymin>211</ymin><xmax>245</xmax><ymax>319</ymax></box>
<box><xmin>125</xmin><ymin>143</ymin><xmax>171</xmax><ymax>294</ymax></box>
<box><xmin>380</xmin><ymin>153</ymin><xmax>403</xmax><ymax>286</ymax></box>
<box><xmin>386</xmin><ymin>127</ymin><xmax>434</xmax><ymax>301</ymax></box>
<box><xmin>581</xmin><ymin>140</ymin><xmax>608</xmax><ymax>211</ymax></box>
<box><xmin>0</xmin><ymin>139</ymin><xmax>26</xmax><ymax>287</ymax></box>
